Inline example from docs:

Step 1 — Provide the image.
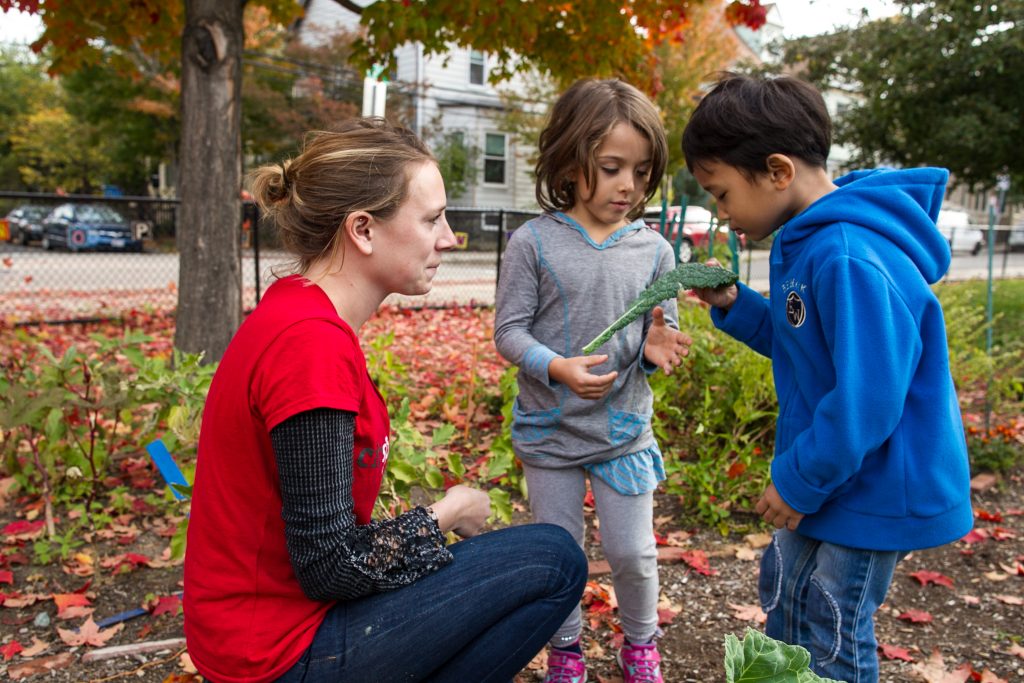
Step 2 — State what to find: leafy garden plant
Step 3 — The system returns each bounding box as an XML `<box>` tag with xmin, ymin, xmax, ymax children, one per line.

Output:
<box><xmin>725</xmin><ymin>628</ymin><xmax>842</xmax><ymax>682</ymax></box>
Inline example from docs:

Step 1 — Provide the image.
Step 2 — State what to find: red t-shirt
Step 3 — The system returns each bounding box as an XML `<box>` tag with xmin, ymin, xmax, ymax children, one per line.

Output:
<box><xmin>184</xmin><ymin>275</ymin><xmax>390</xmax><ymax>682</ymax></box>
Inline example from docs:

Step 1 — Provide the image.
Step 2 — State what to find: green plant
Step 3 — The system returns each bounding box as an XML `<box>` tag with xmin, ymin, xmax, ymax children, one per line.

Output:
<box><xmin>583</xmin><ymin>263</ymin><xmax>739</xmax><ymax>354</ymax></box>
<box><xmin>725</xmin><ymin>628</ymin><xmax>842</xmax><ymax>682</ymax></box>
<box><xmin>365</xmin><ymin>330</ymin><xmax>410</xmax><ymax>405</ymax></box>
<box><xmin>654</xmin><ymin>301</ymin><xmax>776</xmax><ymax>531</ymax></box>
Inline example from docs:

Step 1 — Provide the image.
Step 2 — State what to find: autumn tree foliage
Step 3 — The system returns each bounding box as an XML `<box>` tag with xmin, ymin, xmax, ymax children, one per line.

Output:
<box><xmin>0</xmin><ymin>0</ymin><xmax>766</xmax><ymax>360</ymax></box>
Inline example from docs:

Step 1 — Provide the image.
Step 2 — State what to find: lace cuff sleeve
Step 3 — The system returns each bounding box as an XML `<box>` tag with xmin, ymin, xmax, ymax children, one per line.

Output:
<box><xmin>271</xmin><ymin>408</ymin><xmax>453</xmax><ymax>602</ymax></box>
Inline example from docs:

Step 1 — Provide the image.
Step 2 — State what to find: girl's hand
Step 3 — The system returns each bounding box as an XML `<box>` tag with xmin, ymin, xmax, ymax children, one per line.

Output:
<box><xmin>756</xmin><ymin>483</ymin><xmax>804</xmax><ymax>531</ymax></box>
<box><xmin>690</xmin><ymin>258</ymin><xmax>738</xmax><ymax>310</ymax></box>
<box><xmin>643</xmin><ymin>306</ymin><xmax>692</xmax><ymax>375</ymax></box>
<box><xmin>429</xmin><ymin>484</ymin><xmax>491</xmax><ymax>538</ymax></box>
<box><xmin>548</xmin><ymin>355</ymin><xmax>618</xmax><ymax>400</ymax></box>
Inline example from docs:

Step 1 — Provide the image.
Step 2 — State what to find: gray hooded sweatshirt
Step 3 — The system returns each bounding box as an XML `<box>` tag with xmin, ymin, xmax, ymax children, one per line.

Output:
<box><xmin>494</xmin><ymin>212</ymin><xmax>679</xmax><ymax>468</ymax></box>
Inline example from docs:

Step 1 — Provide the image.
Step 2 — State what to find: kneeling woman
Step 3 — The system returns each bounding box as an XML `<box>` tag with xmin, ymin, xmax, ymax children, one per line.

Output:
<box><xmin>184</xmin><ymin>118</ymin><xmax>587</xmax><ymax>683</ymax></box>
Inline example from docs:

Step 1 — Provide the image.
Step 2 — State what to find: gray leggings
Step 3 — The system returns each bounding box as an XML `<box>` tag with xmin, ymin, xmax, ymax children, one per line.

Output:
<box><xmin>522</xmin><ymin>461</ymin><xmax>659</xmax><ymax>646</ymax></box>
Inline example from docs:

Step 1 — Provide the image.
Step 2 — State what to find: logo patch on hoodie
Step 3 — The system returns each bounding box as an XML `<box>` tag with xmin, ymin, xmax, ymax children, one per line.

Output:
<box><xmin>786</xmin><ymin>291</ymin><xmax>806</xmax><ymax>328</ymax></box>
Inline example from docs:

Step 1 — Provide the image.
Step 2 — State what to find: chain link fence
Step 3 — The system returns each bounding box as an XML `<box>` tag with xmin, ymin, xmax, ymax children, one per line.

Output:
<box><xmin>0</xmin><ymin>192</ymin><xmax>544</xmax><ymax>324</ymax></box>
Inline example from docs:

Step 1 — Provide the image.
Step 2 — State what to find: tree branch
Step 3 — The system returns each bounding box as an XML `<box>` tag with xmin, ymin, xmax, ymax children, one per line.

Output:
<box><xmin>330</xmin><ymin>0</ymin><xmax>365</xmax><ymax>15</ymax></box>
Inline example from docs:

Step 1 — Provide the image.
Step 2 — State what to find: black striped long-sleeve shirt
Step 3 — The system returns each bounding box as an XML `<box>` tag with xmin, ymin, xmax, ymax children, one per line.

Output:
<box><xmin>269</xmin><ymin>408</ymin><xmax>453</xmax><ymax>602</ymax></box>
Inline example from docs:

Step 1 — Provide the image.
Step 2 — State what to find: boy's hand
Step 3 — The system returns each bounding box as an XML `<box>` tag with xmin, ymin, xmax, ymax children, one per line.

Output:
<box><xmin>756</xmin><ymin>483</ymin><xmax>804</xmax><ymax>531</ymax></box>
<box><xmin>690</xmin><ymin>258</ymin><xmax>738</xmax><ymax>310</ymax></box>
<box><xmin>549</xmin><ymin>355</ymin><xmax>618</xmax><ymax>400</ymax></box>
<box><xmin>643</xmin><ymin>306</ymin><xmax>692</xmax><ymax>375</ymax></box>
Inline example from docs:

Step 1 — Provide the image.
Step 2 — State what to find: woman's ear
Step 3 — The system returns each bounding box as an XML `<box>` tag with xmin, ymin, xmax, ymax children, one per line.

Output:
<box><xmin>343</xmin><ymin>211</ymin><xmax>375</xmax><ymax>256</ymax></box>
<box><xmin>765</xmin><ymin>154</ymin><xmax>796</xmax><ymax>189</ymax></box>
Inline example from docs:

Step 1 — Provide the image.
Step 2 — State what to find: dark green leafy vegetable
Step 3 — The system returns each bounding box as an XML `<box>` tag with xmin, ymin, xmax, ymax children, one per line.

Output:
<box><xmin>582</xmin><ymin>263</ymin><xmax>738</xmax><ymax>354</ymax></box>
<box><xmin>725</xmin><ymin>629</ymin><xmax>843</xmax><ymax>682</ymax></box>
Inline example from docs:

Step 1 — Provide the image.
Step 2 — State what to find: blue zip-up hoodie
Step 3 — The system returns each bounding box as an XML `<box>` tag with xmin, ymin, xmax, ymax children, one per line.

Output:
<box><xmin>711</xmin><ymin>167</ymin><xmax>973</xmax><ymax>551</ymax></box>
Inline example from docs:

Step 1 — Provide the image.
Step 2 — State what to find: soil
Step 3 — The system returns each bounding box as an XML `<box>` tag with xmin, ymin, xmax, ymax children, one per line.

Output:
<box><xmin>1</xmin><ymin>471</ymin><xmax>1022</xmax><ymax>683</ymax></box>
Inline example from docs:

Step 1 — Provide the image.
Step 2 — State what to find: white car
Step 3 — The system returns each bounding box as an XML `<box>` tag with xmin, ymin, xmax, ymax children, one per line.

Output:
<box><xmin>935</xmin><ymin>208</ymin><xmax>984</xmax><ymax>255</ymax></box>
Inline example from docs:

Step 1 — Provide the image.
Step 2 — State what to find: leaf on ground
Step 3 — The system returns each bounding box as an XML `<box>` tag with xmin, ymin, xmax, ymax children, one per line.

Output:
<box><xmin>898</xmin><ymin>609</ymin><xmax>934</xmax><ymax>624</ymax></box>
<box><xmin>6</xmin><ymin>652</ymin><xmax>76</xmax><ymax>679</ymax></box>
<box><xmin>1009</xmin><ymin>643</ymin><xmax>1024</xmax><ymax>660</ymax></box>
<box><xmin>909</xmin><ymin>570</ymin><xmax>955</xmax><ymax>588</ymax></box>
<box><xmin>727</xmin><ymin>603</ymin><xmax>766</xmax><ymax>623</ymax></box>
<box><xmin>52</xmin><ymin>592</ymin><xmax>91</xmax><ymax>617</ymax></box>
<box><xmin>744</xmin><ymin>533</ymin><xmax>773</xmax><ymax>549</ymax></box>
<box><xmin>975</xmin><ymin>509</ymin><xmax>1004</xmax><ymax>522</ymax></box>
<box><xmin>910</xmin><ymin>648</ymin><xmax>973</xmax><ymax>682</ymax></box>
<box><xmin>56</xmin><ymin>617</ymin><xmax>123</xmax><ymax>647</ymax></box>
<box><xmin>724</xmin><ymin>628</ymin><xmax>842</xmax><ymax>682</ymax></box>
<box><xmin>970</xmin><ymin>473</ymin><xmax>998</xmax><ymax>492</ymax></box>
<box><xmin>978</xmin><ymin>670</ymin><xmax>1010</xmax><ymax>683</ymax></box>
<box><xmin>19</xmin><ymin>637</ymin><xmax>50</xmax><ymax>658</ymax></box>
<box><xmin>961</xmin><ymin>529</ymin><xmax>989</xmax><ymax>544</ymax></box>
<box><xmin>149</xmin><ymin>594</ymin><xmax>183</xmax><ymax>617</ymax></box>
<box><xmin>735</xmin><ymin>546</ymin><xmax>758</xmax><ymax>561</ymax></box>
<box><xmin>2</xmin><ymin>640</ymin><xmax>24</xmax><ymax>661</ymax></box>
<box><xmin>993</xmin><ymin>594</ymin><xmax>1023</xmax><ymax>606</ymax></box>
<box><xmin>0</xmin><ymin>569</ymin><xmax>13</xmax><ymax>584</ymax></box>
<box><xmin>100</xmin><ymin>552</ymin><xmax>152</xmax><ymax>574</ymax></box>
<box><xmin>179</xmin><ymin>651</ymin><xmax>198</xmax><ymax>674</ymax></box>
<box><xmin>1</xmin><ymin>520</ymin><xmax>45</xmax><ymax>542</ymax></box>
<box><xmin>878</xmin><ymin>643</ymin><xmax>915</xmax><ymax>662</ymax></box>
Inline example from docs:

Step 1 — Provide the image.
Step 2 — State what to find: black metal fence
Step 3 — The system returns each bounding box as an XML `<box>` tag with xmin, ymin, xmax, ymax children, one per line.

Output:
<box><xmin>3</xmin><ymin>191</ymin><xmax>1023</xmax><ymax>326</ymax></box>
<box><xmin>0</xmin><ymin>192</ymin><xmax>541</xmax><ymax>324</ymax></box>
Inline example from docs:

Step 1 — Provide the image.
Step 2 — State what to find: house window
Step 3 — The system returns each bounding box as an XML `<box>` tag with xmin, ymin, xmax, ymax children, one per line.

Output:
<box><xmin>469</xmin><ymin>50</ymin><xmax>486</xmax><ymax>85</ymax></box>
<box><xmin>484</xmin><ymin>133</ymin><xmax>506</xmax><ymax>184</ymax></box>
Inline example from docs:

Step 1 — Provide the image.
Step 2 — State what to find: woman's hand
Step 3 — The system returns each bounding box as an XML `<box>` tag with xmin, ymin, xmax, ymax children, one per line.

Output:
<box><xmin>643</xmin><ymin>306</ymin><xmax>692</xmax><ymax>375</ymax></box>
<box><xmin>690</xmin><ymin>258</ymin><xmax>738</xmax><ymax>310</ymax></box>
<box><xmin>548</xmin><ymin>355</ymin><xmax>618</xmax><ymax>400</ymax></box>
<box><xmin>429</xmin><ymin>485</ymin><xmax>492</xmax><ymax>538</ymax></box>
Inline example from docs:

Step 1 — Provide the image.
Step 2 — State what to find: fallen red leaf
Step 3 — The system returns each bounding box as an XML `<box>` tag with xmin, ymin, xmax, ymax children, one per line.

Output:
<box><xmin>878</xmin><ymin>643</ymin><xmax>915</xmax><ymax>662</ymax></box>
<box><xmin>0</xmin><ymin>569</ymin><xmax>13</xmax><ymax>585</ymax></box>
<box><xmin>52</xmin><ymin>592</ymin><xmax>91</xmax><ymax>617</ymax></box>
<box><xmin>150</xmin><ymin>594</ymin><xmax>183</xmax><ymax>617</ymax></box>
<box><xmin>975</xmin><ymin>510</ymin><xmax>1004</xmax><ymax>523</ymax></box>
<box><xmin>1</xmin><ymin>640</ymin><xmax>24</xmax><ymax>661</ymax></box>
<box><xmin>909</xmin><ymin>570</ymin><xmax>955</xmax><ymax>588</ymax></box>
<box><xmin>898</xmin><ymin>609</ymin><xmax>933</xmax><ymax>624</ymax></box>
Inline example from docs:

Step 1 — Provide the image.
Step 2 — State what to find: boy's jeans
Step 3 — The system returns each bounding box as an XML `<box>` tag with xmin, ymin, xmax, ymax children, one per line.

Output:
<box><xmin>759</xmin><ymin>528</ymin><xmax>903</xmax><ymax>683</ymax></box>
<box><xmin>276</xmin><ymin>523</ymin><xmax>587</xmax><ymax>683</ymax></box>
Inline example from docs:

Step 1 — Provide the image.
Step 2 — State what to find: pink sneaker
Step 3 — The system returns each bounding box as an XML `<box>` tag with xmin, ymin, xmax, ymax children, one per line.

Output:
<box><xmin>543</xmin><ymin>648</ymin><xmax>587</xmax><ymax>683</ymax></box>
<box><xmin>617</xmin><ymin>641</ymin><xmax>663</xmax><ymax>683</ymax></box>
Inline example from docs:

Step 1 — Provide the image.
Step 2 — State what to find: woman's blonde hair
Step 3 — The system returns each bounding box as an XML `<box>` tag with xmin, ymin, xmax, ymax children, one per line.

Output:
<box><xmin>248</xmin><ymin>118</ymin><xmax>435</xmax><ymax>273</ymax></box>
<box><xmin>535</xmin><ymin>78</ymin><xmax>667</xmax><ymax>220</ymax></box>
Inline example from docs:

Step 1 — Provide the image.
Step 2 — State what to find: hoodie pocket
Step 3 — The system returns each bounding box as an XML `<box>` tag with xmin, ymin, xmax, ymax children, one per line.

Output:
<box><xmin>511</xmin><ymin>398</ymin><xmax>561</xmax><ymax>443</ymax></box>
<box><xmin>607</xmin><ymin>406</ymin><xmax>650</xmax><ymax>446</ymax></box>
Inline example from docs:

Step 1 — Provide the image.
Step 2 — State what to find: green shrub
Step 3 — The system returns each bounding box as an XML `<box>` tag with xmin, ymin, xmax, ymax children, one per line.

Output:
<box><xmin>652</xmin><ymin>300</ymin><xmax>777</xmax><ymax>531</ymax></box>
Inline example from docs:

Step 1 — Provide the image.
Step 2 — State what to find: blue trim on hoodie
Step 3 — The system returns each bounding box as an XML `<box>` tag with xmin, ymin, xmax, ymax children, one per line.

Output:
<box><xmin>712</xmin><ymin>167</ymin><xmax>972</xmax><ymax>551</ymax></box>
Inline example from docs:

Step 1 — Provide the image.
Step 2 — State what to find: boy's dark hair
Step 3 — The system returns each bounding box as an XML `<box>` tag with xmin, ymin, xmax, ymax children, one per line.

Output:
<box><xmin>535</xmin><ymin>78</ymin><xmax>668</xmax><ymax>219</ymax></box>
<box><xmin>682</xmin><ymin>72</ymin><xmax>831</xmax><ymax>177</ymax></box>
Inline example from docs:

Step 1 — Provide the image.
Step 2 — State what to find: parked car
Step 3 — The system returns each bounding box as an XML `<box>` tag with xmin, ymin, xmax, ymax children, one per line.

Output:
<box><xmin>935</xmin><ymin>208</ymin><xmax>983</xmax><ymax>255</ymax></box>
<box><xmin>643</xmin><ymin>205</ymin><xmax>745</xmax><ymax>263</ymax></box>
<box><xmin>5</xmin><ymin>204</ymin><xmax>51</xmax><ymax>245</ymax></box>
<box><xmin>41</xmin><ymin>203</ymin><xmax>143</xmax><ymax>252</ymax></box>
<box><xmin>1009</xmin><ymin>219</ymin><xmax>1024</xmax><ymax>252</ymax></box>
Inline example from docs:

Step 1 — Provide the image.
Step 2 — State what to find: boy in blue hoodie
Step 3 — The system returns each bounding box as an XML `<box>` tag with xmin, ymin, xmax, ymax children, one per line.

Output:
<box><xmin>683</xmin><ymin>73</ymin><xmax>973</xmax><ymax>682</ymax></box>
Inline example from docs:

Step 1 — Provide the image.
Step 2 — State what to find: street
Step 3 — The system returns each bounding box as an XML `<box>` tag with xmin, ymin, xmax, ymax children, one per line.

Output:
<box><xmin>0</xmin><ymin>244</ymin><xmax>1022</xmax><ymax>320</ymax></box>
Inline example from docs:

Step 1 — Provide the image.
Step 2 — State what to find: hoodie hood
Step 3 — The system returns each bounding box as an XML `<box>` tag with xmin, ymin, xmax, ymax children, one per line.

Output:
<box><xmin>777</xmin><ymin>167</ymin><xmax>951</xmax><ymax>284</ymax></box>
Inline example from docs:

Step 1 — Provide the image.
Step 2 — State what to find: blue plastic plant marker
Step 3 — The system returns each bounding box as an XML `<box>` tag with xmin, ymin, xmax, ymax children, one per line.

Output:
<box><xmin>146</xmin><ymin>439</ymin><xmax>190</xmax><ymax>500</ymax></box>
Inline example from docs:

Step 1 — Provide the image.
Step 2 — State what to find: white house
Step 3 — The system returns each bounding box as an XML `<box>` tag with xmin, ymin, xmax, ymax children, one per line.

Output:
<box><xmin>299</xmin><ymin>0</ymin><xmax>539</xmax><ymax>210</ymax></box>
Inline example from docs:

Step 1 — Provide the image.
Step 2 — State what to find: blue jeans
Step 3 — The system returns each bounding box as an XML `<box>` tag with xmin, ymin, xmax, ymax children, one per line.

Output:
<box><xmin>759</xmin><ymin>529</ymin><xmax>903</xmax><ymax>683</ymax></box>
<box><xmin>276</xmin><ymin>523</ymin><xmax>587</xmax><ymax>683</ymax></box>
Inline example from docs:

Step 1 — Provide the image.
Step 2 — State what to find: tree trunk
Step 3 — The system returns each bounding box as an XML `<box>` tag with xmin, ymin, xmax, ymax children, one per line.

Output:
<box><xmin>175</xmin><ymin>0</ymin><xmax>244</xmax><ymax>362</ymax></box>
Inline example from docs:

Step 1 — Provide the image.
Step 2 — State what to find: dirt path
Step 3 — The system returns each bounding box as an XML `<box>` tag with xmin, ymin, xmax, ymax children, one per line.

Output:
<box><xmin>1</xmin><ymin>471</ymin><xmax>1021</xmax><ymax>682</ymax></box>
